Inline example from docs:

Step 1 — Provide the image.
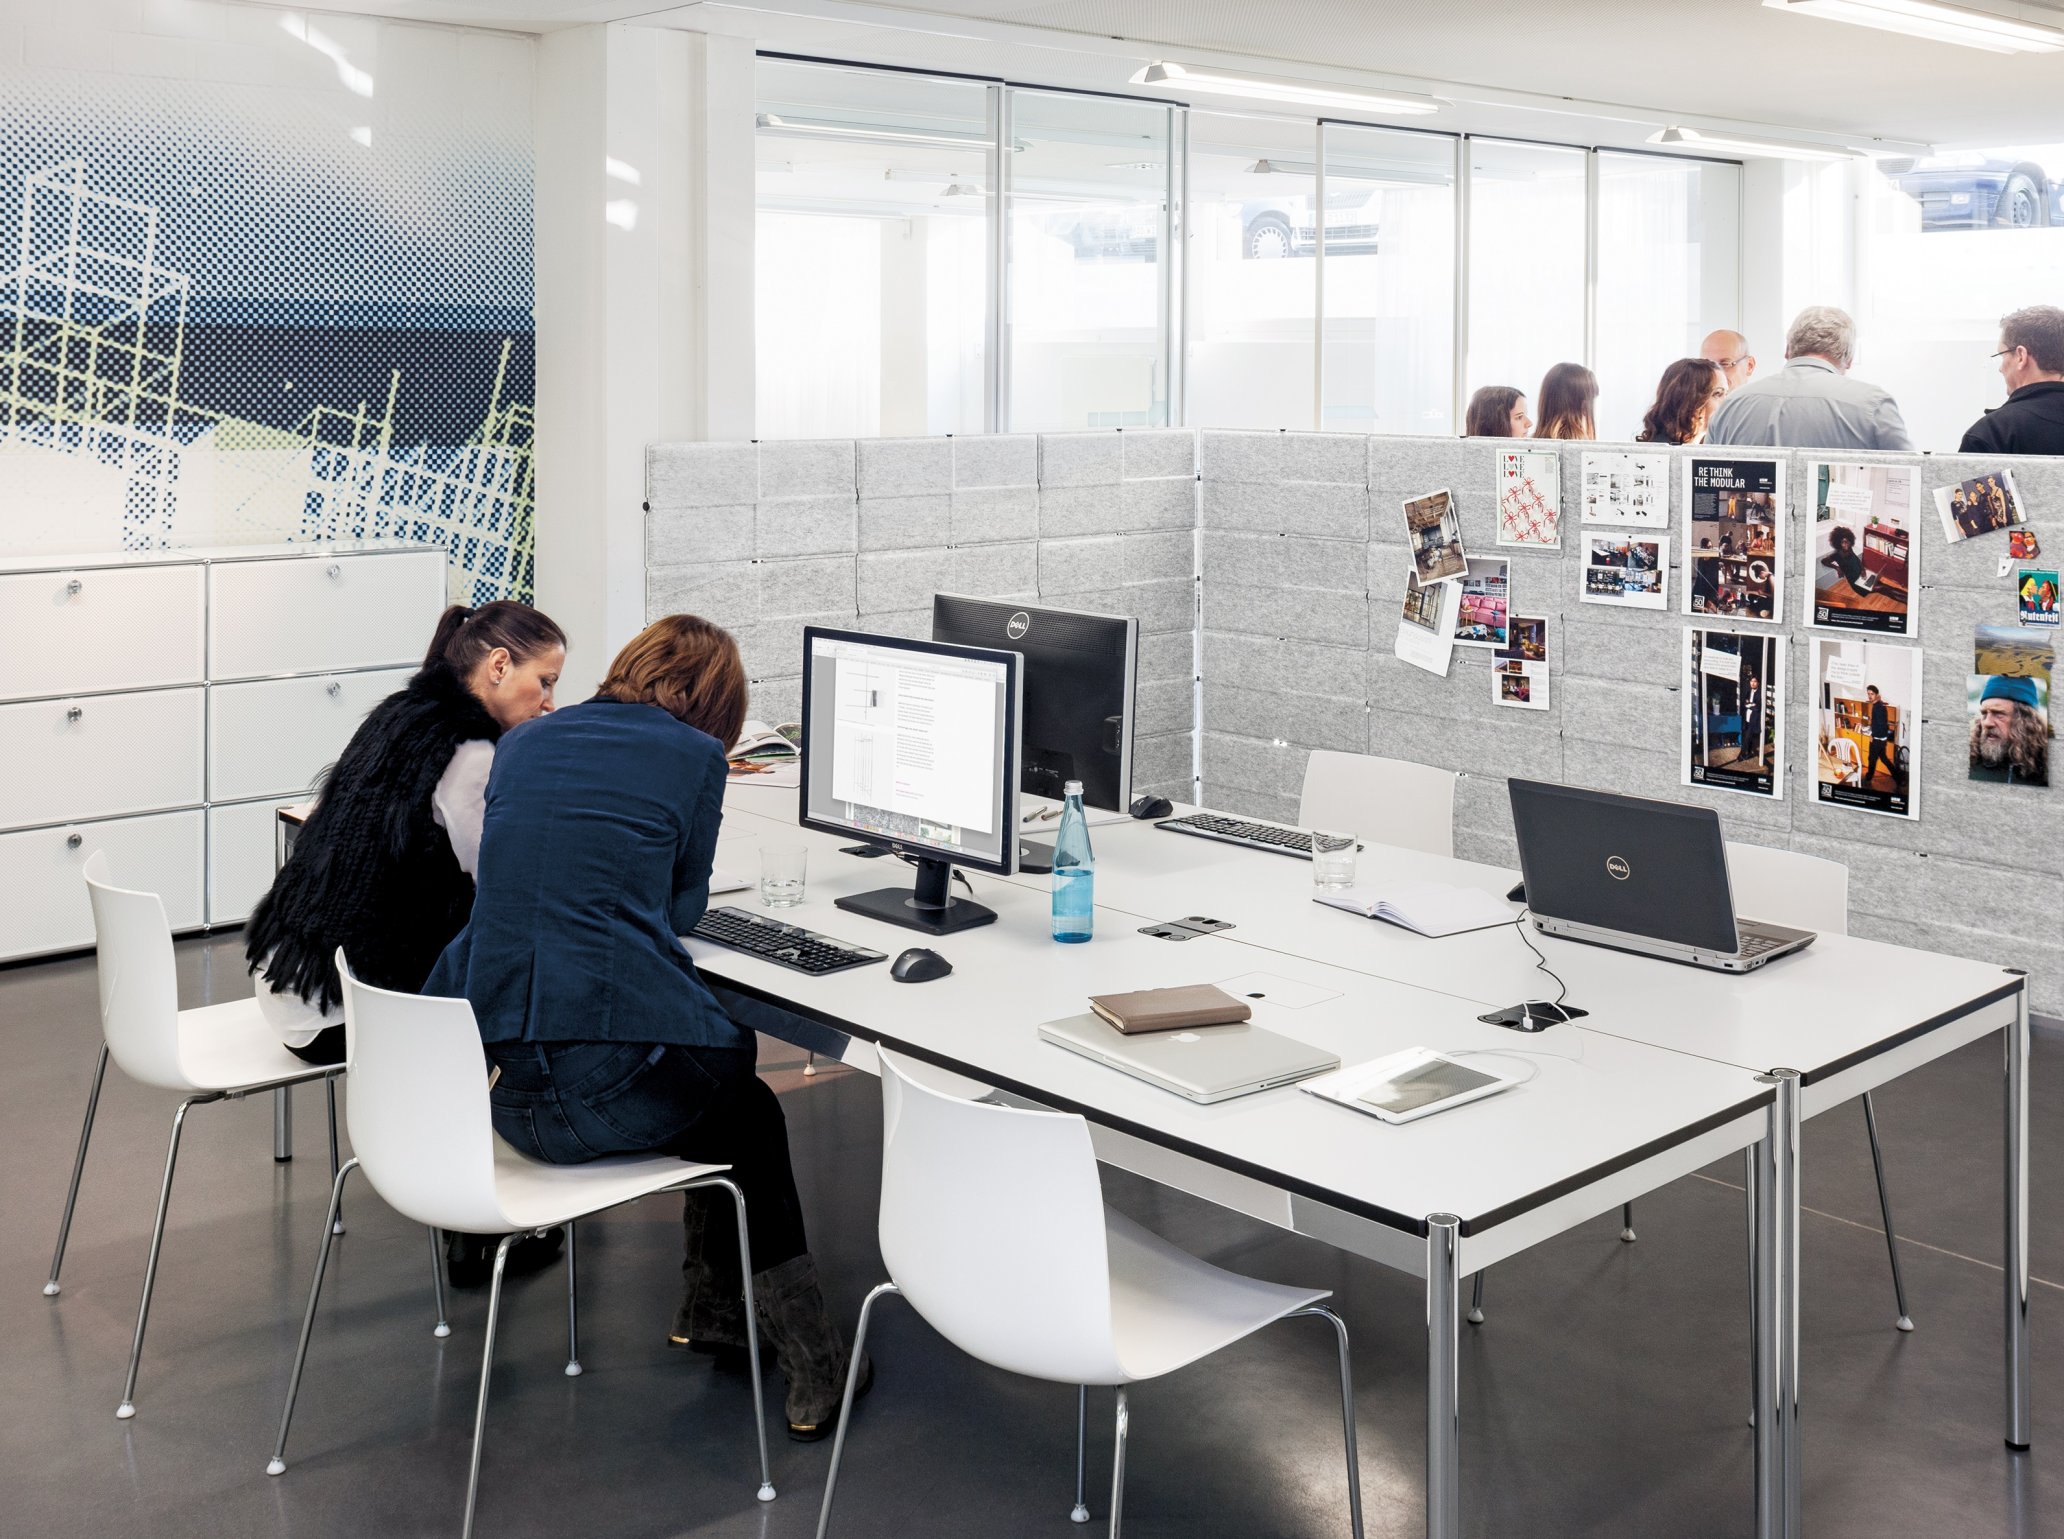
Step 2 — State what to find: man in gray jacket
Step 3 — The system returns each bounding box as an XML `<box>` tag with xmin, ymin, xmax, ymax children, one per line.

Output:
<box><xmin>1705</xmin><ymin>306</ymin><xmax>1914</xmax><ymax>451</ymax></box>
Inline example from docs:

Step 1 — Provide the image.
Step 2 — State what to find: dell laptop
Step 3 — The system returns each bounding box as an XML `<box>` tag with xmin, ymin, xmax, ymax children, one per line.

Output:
<box><xmin>1507</xmin><ymin>779</ymin><xmax>1815</xmax><ymax>972</ymax></box>
<box><xmin>1038</xmin><ymin>1013</ymin><xmax>1340</xmax><ymax>1104</ymax></box>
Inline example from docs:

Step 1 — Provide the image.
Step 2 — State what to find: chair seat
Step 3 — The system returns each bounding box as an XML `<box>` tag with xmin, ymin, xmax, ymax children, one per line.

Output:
<box><xmin>488</xmin><ymin>1139</ymin><xmax>731</xmax><ymax>1233</ymax></box>
<box><xmin>165</xmin><ymin>999</ymin><xmax>340</xmax><ymax>1094</ymax></box>
<box><xmin>1104</xmin><ymin>1207</ymin><xmax>1327</xmax><ymax>1384</ymax></box>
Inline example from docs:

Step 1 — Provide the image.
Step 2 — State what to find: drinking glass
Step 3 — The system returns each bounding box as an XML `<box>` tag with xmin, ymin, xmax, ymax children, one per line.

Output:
<box><xmin>1310</xmin><ymin>830</ymin><xmax>1357</xmax><ymax>891</ymax></box>
<box><xmin>759</xmin><ymin>846</ymin><xmax>807</xmax><ymax>908</ymax></box>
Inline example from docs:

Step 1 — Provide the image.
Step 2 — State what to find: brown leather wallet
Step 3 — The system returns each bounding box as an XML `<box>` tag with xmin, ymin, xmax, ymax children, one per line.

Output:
<box><xmin>1086</xmin><ymin>983</ymin><xmax>1253</xmax><ymax>1034</ymax></box>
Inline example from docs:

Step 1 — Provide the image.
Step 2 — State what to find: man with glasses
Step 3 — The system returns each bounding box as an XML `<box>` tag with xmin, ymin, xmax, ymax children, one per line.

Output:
<box><xmin>1701</xmin><ymin>329</ymin><xmax>1757</xmax><ymax>391</ymax></box>
<box><xmin>1961</xmin><ymin>306</ymin><xmax>2064</xmax><ymax>456</ymax></box>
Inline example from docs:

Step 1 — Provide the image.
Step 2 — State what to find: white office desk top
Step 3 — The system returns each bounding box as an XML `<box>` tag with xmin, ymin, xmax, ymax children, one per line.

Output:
<box><xmin>703</xmin><ymin>799</ymin><xmax>1773</xmax><ymax>1259</ymax></box>
<box><xmin>722</xmin><ymin>780</ymin><xmax>2022</xmax><ymax>1107</ymax></box>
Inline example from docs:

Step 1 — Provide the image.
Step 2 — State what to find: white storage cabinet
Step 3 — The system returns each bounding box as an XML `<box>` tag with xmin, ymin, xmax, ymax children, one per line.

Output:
<box><xmin>0</xmin><ymin>543</ymin><xmax>446</xmax><ymax>961</ymax></box>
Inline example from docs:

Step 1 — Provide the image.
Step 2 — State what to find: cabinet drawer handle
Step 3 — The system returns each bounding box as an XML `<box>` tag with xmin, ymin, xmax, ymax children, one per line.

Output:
<box><xmin>326</xmin><ymin>681</ymin><xmax>343</xmax><ymax>698</ymax></box>
<box><xmin>65</xmin><ymin>578</ymin><xmax>82</xmax><ymax>597</ymax></box>
<box><xmin>327</xmin><ymin>563</ymin><xmax>342</xmax><ymax>579</ymax></box>
<box><xmin>66</xmin><ymin>706</ymin><xmax>83</xmax><ymax>724</ymax></box>
<box><xmin>66</xmin><ymin>833</ymin><xmax>83</xmax><ymax>851</ymax></box>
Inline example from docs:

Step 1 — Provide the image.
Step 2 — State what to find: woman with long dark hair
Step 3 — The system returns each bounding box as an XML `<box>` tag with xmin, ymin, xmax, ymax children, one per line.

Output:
<box><xmin>1637</xmin><ymin>357</ymin><xmax>1728</xmax><ymax>445</ymax></box>
<box><xmin>1464</xmin><ymin>385</ymin><xmax>1532</xmax><ymax>438</ymax></box>
<box><xmin>426</xmin><ymin>614</ymin><xmax>866</xmax><ymax>1442</ymax></box>
<box><xmin>1534</xmin><ymin>362</ymin><xmax>1599</xmax><ymax>441</ymax></box>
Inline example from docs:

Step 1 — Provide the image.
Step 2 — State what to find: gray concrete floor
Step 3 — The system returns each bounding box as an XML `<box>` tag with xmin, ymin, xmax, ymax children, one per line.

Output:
<box><xmin>1</xmin><ymin>932</ymin><xmax>2056</xmax><ymax>1538</ymax></box>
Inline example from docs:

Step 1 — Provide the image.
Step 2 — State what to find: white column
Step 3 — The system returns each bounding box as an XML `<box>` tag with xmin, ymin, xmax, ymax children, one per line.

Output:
<box><xmin>532</xmin><ymin>23</ymin><xmax>757</xmax><ymax>689</ymax></box>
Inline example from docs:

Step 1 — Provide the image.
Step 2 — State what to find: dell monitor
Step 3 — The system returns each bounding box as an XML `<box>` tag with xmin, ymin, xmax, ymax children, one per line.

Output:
<box><xmin>799</xmin><ymin>626</ymin><xmax>1023</xmax><ymax>935</ymax></box>
<box><xmin>931</xmin><ymin>595</ymin><xmax>1138</xmax><ymax>867</ymax></box>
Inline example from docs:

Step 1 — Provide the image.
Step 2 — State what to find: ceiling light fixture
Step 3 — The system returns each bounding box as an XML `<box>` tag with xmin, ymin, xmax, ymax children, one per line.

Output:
<box><xmin>1647</xmin><ymin>125</ymin><xmax>1871</xmax><ymax>162</ymax></box>
<box><xmin>1248</xmin><ymin>158</ymin><xmax>1450</xmax><ymax>186</ymax></box>
<box><xmin>756</xmin><ymin>113</ymin><xmax>996</xmax><ymax>151</ymax></box>
<box><xmin>1763</xmin><ymin>0</ymin><xmax>2064</xmax><ymax>53</ymax></box>
<box><xmin>1130</xmin><ymin>61</ymin><xmax>1442</xmax><ymax>115</ymax></box>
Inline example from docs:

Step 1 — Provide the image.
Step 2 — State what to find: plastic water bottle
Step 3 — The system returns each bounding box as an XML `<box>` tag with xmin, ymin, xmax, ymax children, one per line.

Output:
<box><xmin>1051</xmin><ymin>780</ymin><xmax>1095</xmax><ymax>943</ymax></box>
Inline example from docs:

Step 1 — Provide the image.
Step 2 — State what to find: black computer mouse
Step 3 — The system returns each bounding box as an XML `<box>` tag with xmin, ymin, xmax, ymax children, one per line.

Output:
<box><xmin>1129</xmin><ymin>794</ymin><xmax>1174</xmax><ymax>819</ymax></box>
<box><xmin>890</xmin><ymin>947</ymin><xmax>953</xmax><ymax>983</ymax></box>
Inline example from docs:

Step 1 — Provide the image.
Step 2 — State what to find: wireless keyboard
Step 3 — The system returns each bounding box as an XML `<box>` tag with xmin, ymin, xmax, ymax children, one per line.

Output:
<box><xmin>1156</xmin><ymin>813</ymin><xmax>1314</xmax><ymax>859</ymax></box>
<box><xmin>690</xmin><ymin>906</ymin><xmax>889</xmax><ymax>976</ymax></box>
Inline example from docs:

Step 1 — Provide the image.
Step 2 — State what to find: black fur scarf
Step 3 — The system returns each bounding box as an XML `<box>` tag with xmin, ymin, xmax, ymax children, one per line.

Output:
<box><xmin>244</xmin><ymin>662</ymin><xmax>501</xmax><ymax>1013</ymax></box>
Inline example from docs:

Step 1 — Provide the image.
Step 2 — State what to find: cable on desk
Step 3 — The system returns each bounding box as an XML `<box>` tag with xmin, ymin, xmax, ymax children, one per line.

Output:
<box><xmin>1509</xmin><ymin>908</ymin><xmax>1569</xmax><ymax>1006</ymax></box>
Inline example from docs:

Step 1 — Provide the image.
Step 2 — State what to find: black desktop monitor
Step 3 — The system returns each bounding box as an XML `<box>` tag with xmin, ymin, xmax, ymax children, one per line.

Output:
<box><xmin>799</xmin><ymin>627</ymin><xmax>1023</xmax><ymax>935</ymax></box>
<box><xmin>929</xmin><ymin>594</ymin><xmax>1139</xmax><ymax>814</ymax></box>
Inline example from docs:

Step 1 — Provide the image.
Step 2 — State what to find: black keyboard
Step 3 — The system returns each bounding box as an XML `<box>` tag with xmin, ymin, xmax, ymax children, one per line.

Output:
<box><xmin>1156</xmin><ymin>813</ymin><xmax>1314</xmax><ymax>858</ymax></box>
<box><xmin>691</xmin><ymin>907</ymin><xmax>889</xmax><ymax>976</ymax></box>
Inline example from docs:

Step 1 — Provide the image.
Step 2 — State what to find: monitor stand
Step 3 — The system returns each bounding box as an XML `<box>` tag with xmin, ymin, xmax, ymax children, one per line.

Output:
<box><xmin>836</xmin><ymin>856</ymin><xmax>998</xmax><ymax>935</ymax></box>
<box><xmin>1018</xmin><ymin>837</ymin><xmax>1055</xmax><ymax>874</ymax></box>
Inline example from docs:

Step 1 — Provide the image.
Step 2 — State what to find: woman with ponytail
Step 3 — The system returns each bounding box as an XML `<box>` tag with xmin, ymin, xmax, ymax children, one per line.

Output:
<box><xmin>243</xmin><ymin>599</ymin><xmax>566</xmax><ymax>1284</ymax></box>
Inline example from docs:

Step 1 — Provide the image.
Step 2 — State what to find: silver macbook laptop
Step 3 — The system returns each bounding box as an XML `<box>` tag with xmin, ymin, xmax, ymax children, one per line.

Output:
<box><xmin>1507</xmin><ymin>779</ymin><xmax>1815</xmax><ymax>973</ymax></box>
<box><xmin>1038</xmin><ymin>1013</ymin><xmax>1340</xmax><ymax>1104</ymax></box>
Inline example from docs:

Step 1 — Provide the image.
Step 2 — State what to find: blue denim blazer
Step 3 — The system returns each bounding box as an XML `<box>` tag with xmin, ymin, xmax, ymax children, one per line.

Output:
<box><xmin>426</xmin><ymin>698</ymin><xmax>747</xmax><ymax>1052</ymax></box>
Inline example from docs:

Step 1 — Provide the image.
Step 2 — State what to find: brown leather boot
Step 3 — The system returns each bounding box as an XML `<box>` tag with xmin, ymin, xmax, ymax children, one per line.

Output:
<box><xmin>667</xmin><ymin>1188</ymin><xmax>749</xmax><ymax>1366</ymax></box>
<box><xmin>751</xmin><ymin>1253</ymin><xmax>872</xmax><ymax>1442</ymax></box>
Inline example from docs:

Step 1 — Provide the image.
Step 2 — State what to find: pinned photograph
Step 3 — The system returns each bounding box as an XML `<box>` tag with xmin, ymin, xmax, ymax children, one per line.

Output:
<box><xmin>1809</xmin><ymin>637</ymin><xmax>1918</xmax><ymax>819</ymax></box>
<box><xmin>1974</xmin><ymin>621</ymin><xmax>2054</xmax><ymax>683</ymax></box>
<box><xmin>1492</xmin><ymin>659</ymin><xmax>1549</xmax><ymax>711</ymax></box>
<box><xmin>2017</xmin><ymin>569</ymin><xmax>2059</xmax><ymax>628</ymax></box>
<box><xmin>1496</xmin><ymin>450</ymin><xmax>1562</xmax><ymax>548</ymax></box>
<box><xmin>1807</xmin><ymin>461</ymin><xmax>1918</xmax><ymax>638</ymax></box>
<box><xmin>1967</xmin><ymin>673</ymin><xmax>2050</xmax><ymax>788</ymax></box>
<box><xmin>1452</xmin><ymin>557</ymin><xmax>1511</xmax><ymax>649</ymax></box>
<box><xmin>1934</xmin><ymin>468</ymin><xmax>2026</xmax><ymax>544</ymax></box>
<box><xmin>1497</xmin><ymin>615</ymin><xmax>1548</xmax><ymax>663</ymax></box>
<box><xmin>1580</xmin><ymin>531</ymin><xmax>1668</xmax><ymax>610</ymax></box>
<box><xmin>1580</xmin><ymin>451</ymin><xmax>1668</xmax><ymax>528</ymax></box>
<box><xmin>2010</xmin><ymin>528</ymin><xmax>2042</xmax><ymax>560</ymax></box>
<box><xmin>1684</xmin><ymin>628</ymin><xmax>1785</xmax><ymax>799</ymax></box>
<box><xmin>1685</xmin><ymin>455</ymin><xmax>1784</xmax><ymax>622</ymax></box>
<box><xmin>1394</xmin><ymin>568</ymin><xmax>1462</xmax><ymax>677</ymax></box>
<box><xmin>1401</xmin><ymin>488</ymin><xmax>1467</xmax><ymax>586</ymax></box>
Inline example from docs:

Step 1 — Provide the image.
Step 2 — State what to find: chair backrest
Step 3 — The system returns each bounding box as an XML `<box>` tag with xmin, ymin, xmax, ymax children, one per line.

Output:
<box><xmin>82</xmin><ymin>852</ymin><xmax>190</xmax><ymax>1090</ymax></box>
<box><xmin>875</xmin><ymin>1047</ymin><xmax>1127</xmax><ymax>1385</ymax></box>
<box><xmin>1297</xmin><ymin>750</ymin><xmax>1457</xmax><ymax>858</ymax></box>
<box><xmin>336</xmin><ymin>951</ymin><xmax>513</xmax><ymax>1234</ymax></box>
<box><xmin>1724</xmin><ymin>842</ymin><xmax>1849</xmax><ymax>935</ymax></box>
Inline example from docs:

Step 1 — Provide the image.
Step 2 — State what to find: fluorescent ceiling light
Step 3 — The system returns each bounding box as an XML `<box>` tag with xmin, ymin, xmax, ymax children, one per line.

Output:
<box><xmin>756</xmin><ymin>113</ymin><xmax>995</xmax><ymax>150</ymax></box>
<box><xmin>1764</xmin><ymin>0</ymin><xmax>2064</xmax><ymax>52</ymax></box>
<box><xmin>1248</xmin><ymin>157</ymin><xmax>1450</xmax><ymax>186</ymax></box>
<box><xmin>1130</xmin><ymin>61</ymin><xmax>1442</xmax><ymax>115</ymax></box>
<box><xmin>1648</xmin><ymin>125</ymin><xmax>1869</xmax><ymax>161</ymax></box>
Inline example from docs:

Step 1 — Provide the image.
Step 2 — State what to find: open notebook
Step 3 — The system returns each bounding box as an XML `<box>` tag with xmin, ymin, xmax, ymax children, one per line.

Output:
<box><xmin>1314</xmin><ymin>881</ymin><xmax>1515</xmax><ymax>938</ymax></box>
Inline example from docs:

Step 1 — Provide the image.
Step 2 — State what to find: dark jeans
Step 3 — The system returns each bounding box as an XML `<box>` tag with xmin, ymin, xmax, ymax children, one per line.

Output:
<box><xmin>484</xmin><ymin>1040</ymin><xmax>807</xmax><ymax>1273</ymax></box>
<box><xmin>1865</xmin><ymin>737</ymin><xmax>1895</xmax><ymax>786</ymax></box>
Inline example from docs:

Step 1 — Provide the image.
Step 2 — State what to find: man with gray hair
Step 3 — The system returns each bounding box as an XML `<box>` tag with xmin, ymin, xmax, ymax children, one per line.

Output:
<box><xmin>1960</xmin><ymin>305</ymin><xmax>2064</xmax><ymax>456</ymax></box>
<box><xmin>1705</xmin><ymin>305</ymin><xmax>1914</xmax><ymax>451</ymax></box>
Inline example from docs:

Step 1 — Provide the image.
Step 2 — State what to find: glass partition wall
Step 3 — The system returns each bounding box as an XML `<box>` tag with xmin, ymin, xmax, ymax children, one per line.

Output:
<box><xmin>752</xmin><ymin>57</ymin><xmax>1743</xmax><ymax>441</ymax></box>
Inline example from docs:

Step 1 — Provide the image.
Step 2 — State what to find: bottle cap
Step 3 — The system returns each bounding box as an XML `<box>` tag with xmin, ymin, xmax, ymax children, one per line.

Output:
<box><xmin>1063</xmin><ymin>780</ymin><xmax>1084</xmax><ymax>796</ymax></box>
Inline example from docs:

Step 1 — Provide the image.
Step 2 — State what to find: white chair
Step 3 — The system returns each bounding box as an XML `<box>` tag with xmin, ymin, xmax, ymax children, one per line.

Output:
<box><xmin>266</xmin><ymin>954</ymin><xmax>776</xmax><ymax>1539</ymax></box>
<box><xmin>1297</xmin><ymin>750</ymin><xmax>1457</xmax><ymax>858</ymax></box>
<box><xmin>42</xmin><ymin>853</ymin><xmax>347</xmax><ymax>1421</ymax></box>
<box><xmin>814</xmin><ymin>1049</ymin><xmax>1363</xmax><ymax>1539</ymax></box>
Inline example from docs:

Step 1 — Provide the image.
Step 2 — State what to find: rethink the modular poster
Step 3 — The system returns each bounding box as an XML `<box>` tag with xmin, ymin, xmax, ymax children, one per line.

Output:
<box><xmin>1685</xmin><ymin>456</ymin><xmax>1784</xmax><ymax>623</ymax></box>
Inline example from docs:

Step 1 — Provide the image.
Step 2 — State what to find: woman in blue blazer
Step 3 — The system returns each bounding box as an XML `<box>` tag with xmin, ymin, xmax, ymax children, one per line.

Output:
<box><xmin>427</xmin><ymin>614</ymin><xmax>863</xmax><ymax>1440</ymax></box>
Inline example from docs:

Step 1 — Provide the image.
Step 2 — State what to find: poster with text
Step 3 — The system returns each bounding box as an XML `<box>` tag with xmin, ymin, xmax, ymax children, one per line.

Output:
<box><xmin>1809</xmin><ymin>636</ymin><xmax>1919</xmax><ymax>819</ymax></box>
<box><xmin>1497</xmin><ymin>450</ymin><xmax>1562</xmax><ymax>548</ymax></box>
<box><xmin>1492</xmin><ymin>659</ymin><xmax>1548</xmax><ymax>710</ymax></box>
<box><xmin>1580</xmin><ymin>531</ymin><xmax>1668</xmax><ymax>609</ymax></box>
<box><xmin>1394</xmin><ymin>569</ymin><xmax>1462</xmax><ymax>677</ymax></box>
<box><xmin>1581</xmin><ymin>451</ymin><xmax>1668</xmax><ymax>528</ymax></box>
<box><xmin>1400</xmin><ymin>489</ymin><xmax>1467</xmax><ymax>586</ymax></box>
<box><xmin>1684</xmin><ymin>627</ymin><xmax>1785</xmax><ymax>799</ymax></box>
<box><xmin>1806</xmin><ymin>461</ymin><xmax>1919</xmax><ymax>638</ymax></box>
<box><xmin>2018</xmin><ymin>569</ymin><xmax>2059</xmax><ymax>628</ymax></box>
<box><xmin>1685</xmin><ymin>455</ymin><xmax>1784</xmax><ymax>623</ymax></box>
<box><xmin>1452</xmin><ymin>557</ymin><xmax>1511</xmax><ymax>648</ymax></box>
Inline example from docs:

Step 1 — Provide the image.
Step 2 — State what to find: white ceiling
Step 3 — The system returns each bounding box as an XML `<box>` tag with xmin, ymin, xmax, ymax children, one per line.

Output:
<box><xmin>283</xmin><ymin>0</ymin><xmax>2064</xmax><ymax>149</ymax></box>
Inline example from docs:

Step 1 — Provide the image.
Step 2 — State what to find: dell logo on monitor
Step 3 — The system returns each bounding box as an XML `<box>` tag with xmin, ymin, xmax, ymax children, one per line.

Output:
<box><xmin>1606</xmin><ymin>855</ymin><xmax>1631</xmax><ymax>881</ymax></box>
<box><xmin>1006</xmin><ymin>611</ymin><xmax>1031</xmax><ymax>640</ymax></box>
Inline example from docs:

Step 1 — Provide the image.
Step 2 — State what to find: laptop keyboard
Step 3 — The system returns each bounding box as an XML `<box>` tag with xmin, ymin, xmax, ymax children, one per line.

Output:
<box><xmin>1734</xmin><ymin>927</ymin><xmax>1789</xmax><ymax>958</ymax></box>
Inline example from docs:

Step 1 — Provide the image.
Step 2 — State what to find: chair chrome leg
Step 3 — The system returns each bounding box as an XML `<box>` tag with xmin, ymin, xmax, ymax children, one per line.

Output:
<box><xmin>428</xmin><ymin>1226</ymin><xmax>452</xmax><ymax>1338</ymax></box>
<box><xmin>815</xmin><ymin>1280</ymin><xmax>900</xmax><ymax>1539</ymax></box>
<box><xmin>1467</xmin><ymin>1269</ymin><xmax>1485</xmax><ymax>1325</ymax></box>
<box><xmin>1290</xmin><ymin>1306</ymin><xmax>1365</xmax><ymax>1539</ymax></box>
<box><xmin>1860</xmin><ymin>1092</ymin><xmax>1913</xmax><ymax>1332</ymax></box>
<box><xmin>45</xmin><ymin>1041</ymin><xmax>110</xmax><ymax>1297</ymax></box>
<box><xmin>274</xmin><ymin>1084</ymin><xmax>292</xmax><ymax>1162</ymax></box>
<box><xmin>325</xmin><ymin>1076</ymin><xmax>344</xmax><ymax>1236</ymax></box>
<box><xmin>267</xmin><ymin>1159</ymin><xmax>360</xmax><ymax>1474</ymax></box>
<box><xmin>117</xmin><ymin>1092</ymin><xmax>220</xmax><ymax>1419</ymax></box>
<box><xmin>701</xmin><ymin>1176</ymin><xmax>775</xmax><ymax>1503</ymax></box>
<box><xmin>1621</xmin><ymin>1201</ymin><xmax>1637</xmax><ymax>1243</ymax></box>
<box><xmin>1072</xmin><ymin>1384</ymin><xmax>1091</xmax><ymax>1523</ymax></box>
<box><xmin>1107</xmin><ymin>1385</ymin><xmax>1130</xmax><ymax>1539</ymax></box>
<box><xmin>563</xmin><ymin>1221</ymin><xmax>582</xmax><ymax>1376</ymax></box>
<box><xmin>460</xmin><ymin>1234</ymin><xmax>521</xmax><ymax>1539</ymax></box>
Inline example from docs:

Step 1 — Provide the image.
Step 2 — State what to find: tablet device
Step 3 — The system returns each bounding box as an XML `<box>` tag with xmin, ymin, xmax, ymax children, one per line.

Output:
<box><xmin>1302</xmin><ymin>1046</ymin><xmax>1521</xmax><ymax>1125</ymax></box>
